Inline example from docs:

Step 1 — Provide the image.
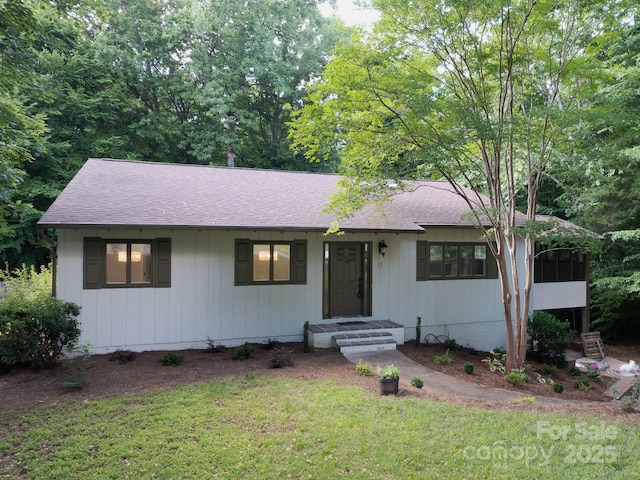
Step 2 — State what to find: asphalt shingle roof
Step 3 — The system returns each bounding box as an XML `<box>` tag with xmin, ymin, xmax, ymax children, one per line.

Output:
<box><xmin>37</xmin><ymin>158</ymin><xmax>498</xmax><ymax>232</ymax></box>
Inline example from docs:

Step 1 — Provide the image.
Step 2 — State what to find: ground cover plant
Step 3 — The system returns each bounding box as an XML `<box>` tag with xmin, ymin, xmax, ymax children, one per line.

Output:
<box><xmin>1</xmin><ymin>376</ymin><xmax>639</xmax><ymax>479</ymax></box>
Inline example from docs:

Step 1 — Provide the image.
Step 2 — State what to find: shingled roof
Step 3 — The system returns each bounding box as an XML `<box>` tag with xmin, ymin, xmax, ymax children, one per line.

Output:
<box><xmin>37</xmin><ymin>158</ymin><xmax>496</xmax><ymax>232</ymax></box>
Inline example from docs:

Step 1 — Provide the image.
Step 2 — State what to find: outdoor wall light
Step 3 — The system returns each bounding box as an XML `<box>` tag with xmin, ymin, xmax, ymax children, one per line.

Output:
<box><xmin>378</xmin><ymin>240</ymin><xmax>388</xmax><ymax>257</ymax></box>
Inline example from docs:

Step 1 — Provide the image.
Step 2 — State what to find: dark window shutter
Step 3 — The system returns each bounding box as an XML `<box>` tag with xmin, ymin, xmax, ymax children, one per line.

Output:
<box><xmin>416</xmin><ymin>241</ymin><xmax>428</xmax><ymax>281</ymax></box>
<box><xmin>155</xmin><ymin>238</ymin><xmax>172</xmax><ymax>287</ymax></box>
<box><xmin>235</xmin><ymin>239</ymin><xmax>251</xmax><ymax>285</ymax></box>
<box><xmin>293</xmin><ymin>240</ymin><xmax>307</xmax><ymax>284</ymax></box>
<box><xmin>84</xmin><ymin>237</ymin><xmax>102</xmax><ymax>289</ymax></box>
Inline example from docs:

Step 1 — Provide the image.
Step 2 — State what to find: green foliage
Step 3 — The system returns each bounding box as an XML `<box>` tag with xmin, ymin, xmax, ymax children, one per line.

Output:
<box><xmin>527</xmin><ymin>311</ymin><xmax>569</xmax><ymax>366</ymax></box>
<box><xmin>159</xmin><ymin>352</ymin><xmax>184</xmax><ymax>367</ymax></box>
<box><xmin>553</xmin><ymin>383</ymin><xmax>565</xmax><ymax>394</ymax></box>
<box><xmin>443</xmin><ymin>338</ymin><xmax>458</xmax><ymax>351</ymax></box>
<box><xmin>62</xmin><ymin>341</ymin><xmax>93</xmax><ymax>389</ymax></box>
<box><xmin>355</xmin><ymin>360</ymin><xmax>373</xmax><ymax>376</ymax></box>
<box><xmin>410</xmin><ymin>377</ymin><xmax>424</xmax><ymax>389</ymax></box>
<box><xmin>590</xmin><ymin>230</ymin><xmax>640</xmax><ymax>341</ymax></box>
<box><xmin>482</xmin><ymin>350</ymin><xmax>507</xmax><ymax>373</ymax></box>
<box><xmin>463</xmin><ymin>362</ymin><xmax>474</xmax><ymax>375</ymax></box>
<box><xmin>377</xmin><ymin>364</ymin><xmax>399</xmax><ymax>379</ymax></box>
<box><xmin>541</xmin><ymin>364</ymin><xmax>558</xmax><ymax>376</ymax></box>
<box><xmin>433</xmin><ymin>349</ymin><xmax>453</xmax><ymax>365</ymax></box>
<box><xmin>504</xmin><ymin>369</ymin><xmax>529</xmax><ymax>385</ymax></box>
<box><xmin>574</xmin><ymin>378</ymin><xmax>592</xmax><ymax>391</ymax></box>
<box><xmin>289</xmin><ymin>0</ymin><xmax>613</xmax><ymax>371</ymax></box>
<box><xmin>568</xmin><ymin>366</ymin><xmax>582</xmax><ymax>376</ymax></box>
<box><xmin>232</xmin><ymin>342</ymin><xmax>254</xmax><ymax>361</ymax></box>
<box><xmin>0</xmin><ymin>263</ymin><xmax>80</xmax><ymax>369</ymax></box>
<box><xmin>587</xmin><ymin>369</ymin><xmax>601</xmax><ymax>382</ymax></box>
<box><xmin>3</xmin><ymin>378</ymin><xmax>640</xmax><ymax>478</ymax></box>
<box><xmin>0</xmin><ymin>297</ymin><xmax>81</xmax><ymax>368</ymax></box>
<box><xmin>620</xmin><ymin>378</ymin><xmax>640</xmax><ymax>413</ymax></box>
<box><xmin>0</xmin><ymin>263</ymin><xmax>52</xmax><ymax>305</ymax></box>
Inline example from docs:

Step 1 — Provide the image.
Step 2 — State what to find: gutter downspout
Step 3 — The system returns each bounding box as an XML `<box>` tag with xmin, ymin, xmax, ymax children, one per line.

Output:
<box><xmin>38</xmin><ymin>228</ymin><xmax>57</xmax><ymax>298</ymax></box>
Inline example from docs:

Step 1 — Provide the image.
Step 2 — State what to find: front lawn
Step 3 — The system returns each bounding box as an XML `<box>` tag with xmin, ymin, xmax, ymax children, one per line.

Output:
<box><xmin>1</xmin><ymin>375</ymin><xmax>638</xmax><ymax>479</ymax></box>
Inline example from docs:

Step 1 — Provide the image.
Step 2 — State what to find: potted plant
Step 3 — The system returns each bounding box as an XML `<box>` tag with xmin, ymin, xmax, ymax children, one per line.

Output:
<box><xmin>377</xmin><ymin>364</ymin><xmax>400</xmax><ymax>395</ymax></box>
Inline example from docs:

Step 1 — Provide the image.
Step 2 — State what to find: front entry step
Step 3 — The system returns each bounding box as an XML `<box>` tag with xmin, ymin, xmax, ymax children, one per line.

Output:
<box><xmin>308</xmin><ymin>320</ymin><xmax>404</xmax><ymax>349</ymax></box>
<box><xmin>333</xmin><ymin>332</ymin><xmax>397</xmax><ymax>354</ymax></box>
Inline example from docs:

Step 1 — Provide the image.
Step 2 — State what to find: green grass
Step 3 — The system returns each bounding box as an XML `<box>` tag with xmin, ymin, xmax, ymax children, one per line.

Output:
<box><xmin>1</xmin><ymin>375</ymin><xmax>638</xmax><ymax>479</ymax></box>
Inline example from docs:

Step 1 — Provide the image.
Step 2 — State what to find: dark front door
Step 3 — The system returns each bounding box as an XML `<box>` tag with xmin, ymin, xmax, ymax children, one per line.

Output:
<box><xmin>326</xmin><ymin>242</ymin><xmax>371</xmax><ymax>318</ymax></box>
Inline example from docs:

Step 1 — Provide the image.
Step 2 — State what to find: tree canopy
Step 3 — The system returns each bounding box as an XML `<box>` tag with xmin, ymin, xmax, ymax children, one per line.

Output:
<box><xmin>290</xmin><ymin>0</ymin><xmax>629</xmax><ymax>367</ymax></box>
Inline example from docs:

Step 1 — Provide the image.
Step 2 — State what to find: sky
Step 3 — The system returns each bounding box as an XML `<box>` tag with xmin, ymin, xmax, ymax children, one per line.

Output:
<box><xmin>319</xmin><ymin>0</ymin><xmax>380</xmax><ymax>27</ymax></box>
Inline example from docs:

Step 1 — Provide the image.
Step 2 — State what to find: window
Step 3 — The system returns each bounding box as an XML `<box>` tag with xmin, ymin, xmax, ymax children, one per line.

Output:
<box><xmin>84</xmin><ymin>238</ymin><xmax>171</xmax><ymax>289</ymax></box>
<box><xmin>534</xmin><ymin>245</ymin><xmax>586</xmax><ymax>283</ymax></box>
<box><xmin>417</xmin><ymin>241</ymin><xmax>497</xmax><ymax>280</ymax></box>
<box><xmin>235</xmin><ymin>239</ymin><xmax>307</xmax><ymax>285</ymax></box>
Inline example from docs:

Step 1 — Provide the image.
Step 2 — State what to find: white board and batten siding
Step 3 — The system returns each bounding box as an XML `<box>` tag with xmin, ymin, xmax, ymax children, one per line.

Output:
<box><xmin>57</xmin><ymin>228</ymin><xmax>325</xmax><ymax>354</ymax></box>
<box><xmin>56</xmin><ymin>227</ymin><xmax>585</xmax><ymax>354</ymax></box>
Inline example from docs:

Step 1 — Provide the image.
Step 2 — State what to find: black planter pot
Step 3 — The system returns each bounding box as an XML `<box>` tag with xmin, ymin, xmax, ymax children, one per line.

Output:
<box><xmin>378</xmin><ymin>377</ymin><xmax>399</xmax><ymax>395</ymax></box>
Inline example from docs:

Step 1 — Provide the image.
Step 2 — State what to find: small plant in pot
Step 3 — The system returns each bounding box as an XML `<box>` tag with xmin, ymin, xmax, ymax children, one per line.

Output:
<box><xmin>377</xmin><ymin>364</ymin><xmax>400</xmax><ymax>395</ymax></box>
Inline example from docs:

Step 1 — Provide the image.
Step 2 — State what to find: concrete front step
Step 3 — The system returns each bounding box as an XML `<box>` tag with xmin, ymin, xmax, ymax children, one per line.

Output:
<box><xmin>334</xmin><ymin>332</ymin><xmax>397</xmax><ymax>353</ymax></box>
<box><xmin>335</xmin><ymin>338</ymin><xmax>397</xmax><ymax>354</ymax></box>
<box><xmin>308</xmin><ymin>320</ymin><xmax>404</xmax><ymax>349</ymax></box>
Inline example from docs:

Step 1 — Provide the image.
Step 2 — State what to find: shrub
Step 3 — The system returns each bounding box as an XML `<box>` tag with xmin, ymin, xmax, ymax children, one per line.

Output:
<box><xmin>504</xmin><ymin>368</ymin><xmax>529</xmax><ymax>385</ymax></box>
<box><xmin>411</xmin><ymin>377</ymin><xmax>424</xmax><ymax>389</ymax></box>
<box><xmin>159</xmin><ymin>352</ymin><xmax>184</xmax><ymax>366</ymax></box>
<box><xmin>463</xmin><ymin>362</ymin><xmax>474</xmax><ymax>374</ymax></box>
<box><xmin>355</xmin><ymin>360</ymin><xmax>373</xmax><ymax>376</ymax></box>
<box><xmin>268</xmin><ymin>347</ymin><xmax>293</xmax><ymax>368</ymax></box>
<box><xmin>541</xmin><ymin>364</ymin><xmax>557</xmax><ymax>375</ymax></box>
<box><xmin>377</xmin><ymin>364</ymin><xmax>400</xmax><ymax>379</ymax></box>
<box><xmin>587</xmin><ymin>369</ymin><xmax>600</xmax><ymax>382</ymax></box>
<box><xmin>574</xmin><ymin>378</ymin><xmax>592</xmax><ymax>391</ymax></box>
<box><xmin>553</xmin><ymin>383</ymin><xmax>565</xmax><ymax>394</ymax></box>
<box><xmin>0</xmin><ymin>298</ymin><xmax>81</xmax><ymax>369</ymax></box>
<box><xmin>62</xmin><ymin>341</ymin><xmax>93</xmax><ymax>389</ymax></box>
<box><xmin>527</xmin><ymin>311</ymin><xmax>569</xmax><ymax>366</ymax></box>
<box><xmin>443</xmin><ymin>338</ymin><xmax>459</xmax><ymax>350</ymax></box>
<box><xmin>482</xmin><ymin>349</ymin><xmax>507</xmax><ymax>373</ymax></box>
<box><xmin>433</xmin><ymin>349</ymin><xmax>454</xmax><ymax>365</ymax></box>
<box><xmin>568</xmin><ymin>366</ymin><xmax>582</xmax><ymax>376</ymax></box>
<box><xmin>232</xmin><ymin>342</ymin><xmax>254</xmax><ymax>360</ymax></box>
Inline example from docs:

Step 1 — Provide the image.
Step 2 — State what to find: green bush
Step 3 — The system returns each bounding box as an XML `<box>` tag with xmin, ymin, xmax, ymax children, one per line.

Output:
<box><xmin>568</xmin><ymin>366</ymin><xmax>582</xmax><ymax>376</ymax></box>
<box><xmin>541</xmin><ymin>364</ymin><xmax>558</xmax><ymax>375</ymax></box>
<box><xmin>575</xmin><ymin>378</ymin><xmax>592</xmax><ymax>391</ymax></box>
<box><xmin>232</xmin><ymin>342</ymin><xmax>254</xmax><ymax>360</ymax></box>
<box><xmin>159</xmin><ymin>352</ymin><xmax>184</xmax><ymax>366</ymax></box>
<box><xmin>433</xmin><ymin>349</ymin><xmax>453</xmax><ymax>365</ymax></box>
<box><xmin>443</xmin><ymin>338</ymin><xmax>458</xmax><ymax>350</ymax></box>
<box><xmin>504</xmin><ymin>368</ymin><xmax>529</xmax><ymax>385</ymax></box>
<box><xmin>527</xmin><ymin>311</ymin><xmax>569</xmax><ymax>366</ymax></box>
<box><xmin>587</xmin><ymin>369</ymin><xmax>600</xmax><ymax>382</ymax></box>
<box><xmin>553</xmin><ymin>383</ymin><xmax>565</xmax><ymax>394</ymax></box>
<box><xmin>355</xmin><ymin>360</ymin><xmax>373</xmax><ymax>376</ymax></box>
<box><xmin>463</xmin><ymin>362</ymin><xmax>474</xmax><ymax>374</ymax></box>
<box><xmin>410</xmin><ymin>377</ymin><xmax>424</xmax><ymax>389</ymax></box>
<box><xmin>0</xmin><ymin>298</ymin><xmax>81</xmax><ymax>369</ymax></box>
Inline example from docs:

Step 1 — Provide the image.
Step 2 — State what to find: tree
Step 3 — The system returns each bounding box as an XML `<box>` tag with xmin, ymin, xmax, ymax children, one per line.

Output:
<box><xmin>290</xmin><ymin>0</ymin><xmax>615</xmax><ymax>369</ymax></box>
<box><xmin>187</xmin><ymin>0</ymin><xmax>343</xmax><ymax>170</ymax></box>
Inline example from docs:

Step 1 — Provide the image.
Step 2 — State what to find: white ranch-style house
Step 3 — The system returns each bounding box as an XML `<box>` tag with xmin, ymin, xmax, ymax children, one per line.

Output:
<box><xmin>37</xmin><ymin>158</ymin><xmax>590</xmax><ymax>354</ymax></box>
